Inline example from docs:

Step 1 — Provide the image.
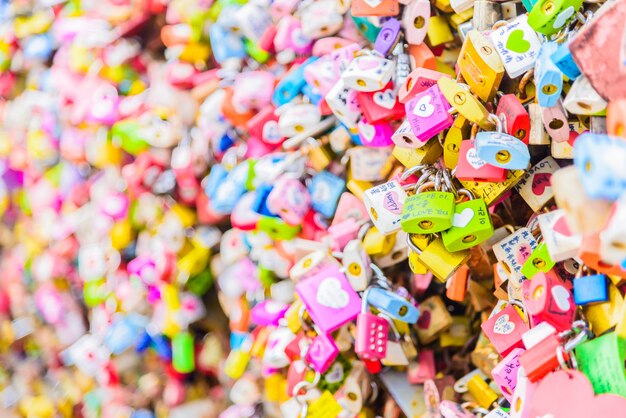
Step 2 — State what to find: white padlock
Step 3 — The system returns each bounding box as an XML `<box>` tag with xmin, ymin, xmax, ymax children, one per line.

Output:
<box><xmin>362</xmin><ymin>180</ymin><xmax>407</xmax><ymax>235</ymax></box>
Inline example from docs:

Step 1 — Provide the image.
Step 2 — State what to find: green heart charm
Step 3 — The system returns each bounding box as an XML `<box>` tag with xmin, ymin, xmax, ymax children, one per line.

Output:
<box><xmin>506</xmin><ymin>29</ymin><xmax>531</xmax><ymax>54</ymax></box>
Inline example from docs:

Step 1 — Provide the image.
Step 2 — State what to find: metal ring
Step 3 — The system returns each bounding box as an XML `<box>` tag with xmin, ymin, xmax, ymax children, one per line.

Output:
<box><xmin>358</xmin><ymin>222</ymin><xmax>373</xmax><ymax>240</ymax></box>
<box><xmin>370</xmin><ymin>263</ymin><xmax>386</xmax><ymax>280</ymax></box>
<box><xmin>406</xmin><ymin>234</ymin><xmax>423</xmax><ymax>255</ymax></box>
<box><xmin>488</xmin><ymin>113</ymin><xmax>503</xmax><ymax>133</ymax></box>
<box><xmin>417</xmin><ymin>180</ymin><xmax>436</xmax><ymax>194</ymax></box>
<box><xmin>401</xmin><ymin>164</ymin><xmax>428</xmax><ymax>180</ymax></box>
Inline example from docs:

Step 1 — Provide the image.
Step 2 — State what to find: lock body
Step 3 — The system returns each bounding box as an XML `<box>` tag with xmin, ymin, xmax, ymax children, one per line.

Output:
<box><xmin>442</xmin><ymin>198</ymin><xmax>494</xmax><ymax>252</ymax></box>
<box><xmin>475</xmin><ymin>131</ymin><xmax>531</xmax><ymax>170</ymax></box>
<box><xmin>405</xmin><ymin>84</ymin><xmax>454</xmax><ymax>144</ymax></box>
<box><xmin>401</xmin><ymin>191</ymin><xmax>456</xmax><ymax>234</ymax></box>
<box><xmin>355</xmin><ymin>313</ymin><xmax>389</xmax><ymax>360</ymax></box>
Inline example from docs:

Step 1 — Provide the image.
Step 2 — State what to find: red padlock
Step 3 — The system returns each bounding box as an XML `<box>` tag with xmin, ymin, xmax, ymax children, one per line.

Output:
<box><xmin>496</xmin><ymin>94</ymin><xmax>530</xmax><ymax>144</ymax></box>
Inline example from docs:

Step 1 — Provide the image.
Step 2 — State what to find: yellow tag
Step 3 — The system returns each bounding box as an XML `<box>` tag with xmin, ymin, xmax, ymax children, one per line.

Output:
<box><xmin>224</xmin><ymin>349</ymin><xmax>251</xmax><ymax>380</ymax></box>
<box><xmin>460</xmin><ymin>169</ymin><xmax>526</xmax><ymax>206</ymax></box>
<box><xmin>437</xmin><ymin>77</ymin><xmax>493</xmax><ymax>130</ymax></box>
<box><xmin>307</xmin><ymin>391</ymin><xmax>342</xmax><ymax>418</ymax></box>
<box><xmin>392</xmin><ymin>140</ymin><xmax>443</xmax><ymax>168</ymax></box>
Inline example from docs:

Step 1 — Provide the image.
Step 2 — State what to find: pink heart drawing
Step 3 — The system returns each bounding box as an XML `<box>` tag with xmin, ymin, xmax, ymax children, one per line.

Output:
<box><xmin>356</xmin><ymin>57</ymin><xmax>379</xmax><ymax>71</ymax></box>
<box><xmin>383</xmin><ymin>191</ymin><xmax>402</xmax><ymax>214</ymax></box>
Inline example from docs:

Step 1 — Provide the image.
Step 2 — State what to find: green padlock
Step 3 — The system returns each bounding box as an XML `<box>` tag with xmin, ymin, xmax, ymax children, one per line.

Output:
<box><xmin>576</xmin><ymin>332</ymin><xmax>626</xmax><ymax>397</ymax></box>
<box><xmin>172</xmin><ymin>331</ymin><xmax>196</xmax><ymax>374</ymax></box>
<box><xmin>520</xmin><ymin>242</ymin><xmax>555</xmax><ymax>280</ymax></box>
<box><xmin>110</xmin><ymin>119</ymin><xmax>150</xmax><ymax>156</ymax></box>
<box><xmin>528</xmin><ymin>0</ymin><xmax>583</xmax><ymax>36</ymax></box>
<box><xmin>257</xmin><ymin>215</ymin><xmax>301</xmax><ymax>240</ymax></box>
<box><xmin>442</xmin><ymin>191</ymin><xmax>494</xmax><ymax>252</ymax></box>
<box><xmin>351</xmin><ymin>15</ymin><xmax>381</xmax><ymax>43</ymax></box>
<box><xmin>401</xmin><ymin>181</ymin><xmax>456</xmax><ymax>234</ymax></box>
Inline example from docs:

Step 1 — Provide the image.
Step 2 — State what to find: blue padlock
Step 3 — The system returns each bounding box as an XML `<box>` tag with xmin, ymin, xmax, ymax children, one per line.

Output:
<box><xmin>574</xmin><ymin>133</ymin><xmax>626</xmax><ymax>201</ymax></box>
<box><xmin>209</xmin><ymin>24</ymin><xmax>246</xmax><ymax>64</ymax></box>
<box><xmin>272</xmin><ymin>56</ymin><xmax>318</xmax><ymax>107</ymax></box>
<box><xmin>136</xmin><ymin>330</ymin><xmax>152</xmax><ymax>353</ymax></box>
<box><xmin>204</xmin><ymin>164</ymin><xmax>229</xmax><ymax>200</ymax></box>
<box><xmin>211</xmin><ymin>162</ymin><xmax>251</xmax><ymax>214</ymax></box>
<box><xmin>230</xmin><ymin>331</ymin><xmax>249</xmax><ymax>351</ymax></box>
<box><xmin>551</xmin><ymin>40</ymin><xmax>581</xmax><ymax>80</ymax></box>
<box><xmin>150</xmin><ymin>333</ymin><xmax>173</xmax><ymax>360</ymax></box>
<box><xmin>308</xmin><ymin>170</ymin><xmax>346</xmax><ymax>218</ymax></box>
<box><xmin>367</xmin><ymin>287</ymin><xmax>419</xmax><ymax>324</ymax></box>
<box><xmin>351</xmin><ymin>15</ymin><xmax>382</xmax><ymax>43</ymax></box>
<box><xmin>132</xmin><ymin>409</ymin><xmax>155</xmax><ymax>418</ymax></box>
<box><xmin>573</xmin><ymin>274</ymin><xmax>608</xmax><ymax>306</ymax></box>
<box><xmin>104</xmin><ymin>314</ymin><xmax>146</xmax><ymax>355</ymax></box>
<box><xmin>302</xmin><ymin>83</ymin><xmax>323</xmax><ymax>105</ymax></box>
<box><xmin>475</xmin><ymin>131</ymin><xmax>531</xmax><ymax>170</ymax></box>
<box><xmin>24</xmin><ymin>34</ymin><xmax>54</xmax><ymax>61</ymax></box>
<box><xmin>535</xmin><ymin>42</ymin><xmax>563</xmax><ymax>107</ymax></box>
<box><xmin>252</xmin><ymin>184</ymin><xmax>279</xmax><ymax>217</ymax></box>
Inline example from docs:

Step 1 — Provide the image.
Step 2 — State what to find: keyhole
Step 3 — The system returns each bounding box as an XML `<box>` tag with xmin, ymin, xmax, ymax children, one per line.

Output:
<box><xmin>611</xmin><ymin>241</ymin><xmax>626</xmax><ymax>250</ymax></box>
<box><xmin>532</xmin><ymin>258</ymin><xmax>546</xmax><ymax>269</ymax></box>
<box><xmin>419</xmin><ymin>220</ymin><xmax>433</xmax><ymax>230</ymax></box>
<box><xmin>480</xmin><ymin>46</ymin><xmax>493</xmax><ymax>55</ymax></box>
<box><xmin>357</xmin><ymin>79</ymin><xmax>366</xmax><ymax>87</ymax></box>
<box><xmin>549</xmin><ymin>119</ymin><xmax>564</xmax><ymax>129</ymax></box>
<box><xmin>398</xmin><ymin>305</ymin><xmax>408</xmax><ymax>316</ymax></box>
<box><xmin>542</xmin><ymin>1</ymin><xmax>554</xmax><ymax>14</ymax></box>
<box><xmin>406</xmin><ymin>77</ymin><xmax>413</xmax><ymax>91</ymax></box>
<box><xmin>414</xmin><ymin>16</ymin><xmax>425</xmax><ymax>29</ymax></box>
<box><xmin>303</xmin><ymin>258</ymin><xmax>312</xmax><ymax>268</ymax></box>
<box><xmin>454</xmin><ymin>92</ymin><xmax>466</xmax><ymax>105</ymax></box>
<box><xmin>294</xmin><ymin>125</ymin><xmax>304</xmax><ymax>133</ymax></box>
<box><xmin>370</xmin><ymin>206</ymin><xmax>379</xmax><ymax>221</ymax></box>
<box><xmin>391</xmin><ymin>250</ymin><xmax>403</xmax><ymax>260</ymax></box>
<box><xmin>347</xmin><ymin>392</ymin><xmax>358</xmax><ymax>401</ymax></box>
<box><xmin>462</xmin><ymin>234</ymin><xmax>476</xmax><ymax>243</ymax></box>
<box><xmin>495</xmin><ymin>150</ymin><xmax>511</xmax><ymax>164</ymax></box>
<box><xmin>447</xmin><ymin>143</ymin><xmax>458</xmax><ymax>152</ymax></box>
<box><xmin>515</xmin><ymin>129</ymin><xmax>526</xmax><ymax>139</ymax></box>
<box><xmin>402</xmin><ymin>135</ymin><xmax>414</xmax><ymax>145</ymax></box>
<box><xmin>542</xmin><ymin>84</ymin><xmax>557</xmax><ymax>95</ymax></box>
<box><xmin>577</xmin><ymin>101</ymin><xmax>592</xmax><ymax>111</ymax></box>
<box><xmin>533</xmin><ymin>284</ymin><xmax>545</xmax><ymax>300</ymax></box>
<box><xmin>616</xmin><ymin>123</ymin><xmax>624</xmax><ymax>136</ymax></box>
<box><xmin>584</xmin><ymin>159</ymin><xmax>592</xmax><ymax>172</ymax></box>
<box><xmin>349</xmin><ymin>262</ymin><xmax>362</xmax><ymax>276</ymax></box>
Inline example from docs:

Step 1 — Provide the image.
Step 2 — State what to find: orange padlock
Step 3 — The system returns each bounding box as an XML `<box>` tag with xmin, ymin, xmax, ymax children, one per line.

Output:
<box><xmin>446</xmin><ymin>264</ymin><xmax>469</xmax><ymax>302</ymax></box>
<box><xmin>408</xmin><ymin>43</ymin><xmax>438</xmax><ymax>71</ymax></box>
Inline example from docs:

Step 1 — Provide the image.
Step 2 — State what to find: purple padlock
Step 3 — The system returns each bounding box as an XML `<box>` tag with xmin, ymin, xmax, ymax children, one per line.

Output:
<box><xmin>357</xmin><ymin>117</ymin><xmax>395</xmax><ymax>147</ymax></box>
<box><xmin>374</xmin><ymin>18</ymin><xmax>401</xmax><ymax>56</ymax></box>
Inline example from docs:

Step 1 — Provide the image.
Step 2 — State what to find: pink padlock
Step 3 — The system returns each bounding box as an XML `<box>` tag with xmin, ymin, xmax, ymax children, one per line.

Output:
<box><xmin>522</xmin><ymin>271</ymin><xmax>575</xmax><ymax>332</ymax></box>
<box><xmin>542</xmin><ymin>99</ymin><xmax>570</xmax><ymax>143</ymax></box>
<box><xmin>327</xmin><ymin>217</ymin><xmax>361</xmax><ymax>251</ymax></box>
<box><xmin>232</xmin><ymin>71</ymin><xmax>275</xmax><ymax>112</ymax></box>
<box><xmin>357</xmin><ymin>117</ymin><xmax>395</xmax><ymax>147</ymax></box>
<box><xmin>357</xmin><ymin>82</ymin><xmax>405</xmax><ymax>124</ymax></box>
<box><xmin>480</xmin><ymin>304</ymin><xmax>529</xmax><ymax>357</ymax></box>
<box><xmin>100</xmin><ymin>192</ymin><xmax>129</xmax><ymax>221</ymax></box>
<box><xmin>127</xmin><ymin>256</ymin><xmax>159</xmax><ymax>286</ymax></box>
<box><xmin>392</xmin><ymin>119</ymin><xmax>421</xmax><ymax>149</ymax></box>
<box><xmin>266</xmin><ymin>176</ymin><xmax>311</xmax><ymax>225</ymax></box>
<box><xmin>274</xmin><ymin>15</ymin><xmax>312</xmax><ymax>56</ymax></box>
<box><xmin>355</xmin><ymin>291</ymin><xmax>390</xmax><ymax>361</ymax></box>
<box><xmin>455</xmin><ymin>140</ymin><xmax>507</xmax><ymax>182</ymax></box>
<box><xmin>402</xmin><ymin>0</ymin><xmax>431</xmax><ymax>45</ymax></box>
<box><xmin>296</xmin><ymin>264</ymin><xmax>361</xmax><ymax>333</ymax></box>
<box><xmin>246</xmin><ymin>105</ymin><xmax>283</xmax><ymax>145</ymax></box>
<box><xmin>330</xmin><ymin>43</ymin><xmax>361</xmax><ymax>74</ymax></box>
<box><xmin>405</xmin><ymin>84</ymin><xmax>453</xmax><ymax>143</ymax></box>
<box><xmin>305</xmin><ymin>332</ymin><xmax>339</xmax><ymax>373</ymax></box>
<box><xmin>313</xmin><ymin>38</ymin><xmax>356</xmax><ymax>57</ymax></box>
<box><xmin>88</xmin><ymin>83</ymin><xmax>120</xmax><ymax>126</ymax></box>
<box><xmin>251</xmin><ymin>300</ymin><xmax>289</xmax><ymax>326</ymax></box>
<box><xmin>35</xmin><ymin>284</ymin><xmax>65</xmax><ymax>325</ymax></box>
<box><xmin>491</xmin><ymin>347</ymin><xmax>525</xmax><ymax>402</ymax></box>
<box><xmin>398</xmin><ymin>68</ymin><xmax>449</xmax><ymax>104</ymax></box>
<box><xmin>332</xmin><ymin>192</ymin><xmax>369</xmax><ymax>226</ymax></box>
<box><xmin>304</xmin><ymin>56</ymin><xmax>339</xmax><ymax>96</ymax></box>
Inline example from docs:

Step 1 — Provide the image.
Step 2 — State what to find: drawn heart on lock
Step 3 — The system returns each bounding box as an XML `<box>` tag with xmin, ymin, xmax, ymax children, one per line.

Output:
<box><xmin>374</xmin><ymin>89</ymin><xmax>396</xmax><ymax>109</ymax></box>
<box><xmin>493</xmin><ymin>314</ymin><xmax>515</xmax><ymax>335</ymax></box>
<box><xmin>506</xmin><ymin>29</ymin><xmax>531</xmax><ymax>54</ymax></box>
<box><xmin>453</xmin><ymin>208</ymin><xmax>474</xmax><ymax>228</ymax></box>
<box><xmin>466</xmin><ymin>147</ymin><xmax>487</xmax><ymax>169</ymax></box>
<box><xmin>553</xmin><ymin>6</ymin><xmax>575</xmax><ymax>29</ymax></box>
<box><xmin>553</xmin><ymin>215</ymin><xmax>574</xmax><ymax>237</ymax></box>
<box><xmin>383</xmin><ymin>191</ymin><xmax>402</xmax><ymax>214</ymax></box>
<box><xmin>308</xmin><ymin>339</ymin><xmax>324</xmax><ymax>360</ymax></box>
<box><xmin>363</xmin><ymin>0</ymin><xmax>383</xmax><ymax>9</ymax></box>
<box><xmin>413</xmin><ymin>95</ymin><xmax>435</xmax><ymax>117</ymax></box>
<box><xmin>263</xmin><ymin>120</ymin><xmax>281</xmax><ymax>143</ymax></box>
<box><xmin>531</xmin><ymin>172</ymin><xmax>552</xmax><ymax>195</ymax></box>
<box><xmin>417</xmin><ymin>310</ymin><xmax>431</xmax><ymax>329</ymax></box>
<box><xmin>316</xmin><ymin>277</ymin><xmax>349</xmax><ymax>309</ymax></box>
<box><xmin>291</xmin><ymin>27</ymin><xmax>310</xmax><ymax>48</ymax></box>
<box><xmin>358</xmin><ymin>120</ymin><xmax>376</xmax><ymax>143</ymax></box>
<box><xmin>528</xmin><ymin>370</ymin><xmax>626</xmax><ymax>418</ymax></box>
<box><xmin>356</xmin><ymin>57</ymin><xmax>379</xmax><ymax>71</ymax></box>
<box><xmin>551</xmin><ymin>285</ymin><xmax>571</xmax><ymax>311</ymax></box>
<box><xmin>325</xmin><ymin>362</ymin><xmax>344</xmax><ymax>384</ymax></box>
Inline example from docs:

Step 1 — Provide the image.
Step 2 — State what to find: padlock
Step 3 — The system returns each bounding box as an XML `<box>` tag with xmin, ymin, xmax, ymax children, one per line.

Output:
<box><xmin>398</xmin><ymin>68</ymin><xmax>449</xmax><ymax>104</ymax></box>
<box><xmin>518</xmin><ymin>332</ymin><xmax>564</xmax><ymax>382</ymax></box>
<box><xmin>455</xmin><ymin>139</ymin><xmax>507</xmax><ymax>182</ymax></box>
<box><xmin>374</xmin><ymin>230</ymin><xmax>410</xmax><ymax>268</ymax></box>
<box><xmin>341</xmin><ymin>239</ymin><xmax>372</xmax><ymax>291</ymax></box>
<box><xmin>363</xmin><ymin>226</ymin><xmax>397</xmax><ymax>256</ymax></box>
<box><xmin>442</xmin><ymin>190</ymin><xmax>494</xmax><ymax>252</ymax></box>
<box><xmin>304</xmin><ymin>56</ymin><xmax>338</xmax><ymax>97</ymax></box>
<box><xmin>442</xmin><ymin>115</ymin><xmax>469</xmax><ymax>169</ymax></box>
<box><xmin>392</xmin><ymin>119</ymin><xmax>422</xmax><ymax>149</ymax></box>
<box><xmin>266</xmin><ymin>175</ymin><xmax>311</xmax><ymax>226</ymax></box>
<box><xmin>417</xmin><ymin>236</ymin><xmax>471</xmax><ymax>282</ymax></box>
<box><xmin>305</xmin><ymin>332</ymin><xmax>339</xmax><ymax>374</ymax></box>
<box><xmin>527</xmin><ymin>0</ymin><xmax>583</xmax><ymax>36</ymax></box>
<box><xmin>493</xmin><ymin>227</ymin><xmax>538</xmax><ymax>284</ymax></box>
<box><xmin>416</xmin><ymin>295</ymin><xmax>453</xmax><ymax>344</ymax></box>
<box><xmin>520</xmin><ymin>243</ymin><xmax>555</xmax><ymax>280</ymax></box>
<box><xmin>525</xmin><ymin>271</ymin><xmax>576</xmax><ymax>332</ymax></box>
<box><xmin>357</xmin><ymin>82</ymin><xmax>405</xmax><ymax>124</ymax></box>
<box><xmin>233</xmin><ymin>71</ymin><xmax>275</xmax><ymax>112</ymax></box>
<box><xmin>328</xmin><ymin>217</ymin><xmax>361</xmax><ymax>251</ymax></box>
<box><xmin>550</xmin><ymin>166</ymin><xmax>613</xmax><ymax>234</ymax></box>
<box><xmin>289</xmin><ymin>250</ymin><xmax>339</xmax><ymax>282</ymax></box>
<box><xmin>426</xmin><ymin>15</ymin><xmax>454</xmax><ymax>46</ymax></box>
<box><xmin>573</xmin><ymin>273</ymin><xmax>608</xmax><ymax>306</ymax></box>
<box><xmin>534</xmin><ymin>42</ymin><xmax>563</xmax><ymax>108</ymax></box>
<box><xmin>563</xmin><ymin>74</ymin><xmax>607</xmax><ymax>115</ymax></box>
<box><xmin>446</xmin><ymin>265</ymin><xmax>469</xmax><ymax>302</ymax></box>
<box><xmin>392</xmin><ymin>140</ymin><xmax>444</xmax><ymax>167</ymax></box>
<box><xmin>467</xmin><ymin>374</ymin><xmax>499</xmax><ymax>409</ymax></box>
<box><xmin>496</xmin><ymin>94</ymin><xmax>530</xmax><ymax>144</ymax></box>
<box><xmin>278</xmin><ymin>103</ymin><xmax>321</xmax><ymax>138</ymax></box>
<box><xmin>337</xmin><ymin>361</ymin><xmax>372</xmax><ymax>414</ymax></box>
<box><xmin>363</xmin><ymin>180</ymin><xmax>407</xmax><ymax>235</ymax></box>
<box><xmin>576</xmin><ymin>332</ymin><xmax>626</xmax><ymax>398</ymax></box>
<box><xmin>374</xmin><ymin>18</ymin><xmax>402</xmax><ymax>56</ymax></box>
<box><xmin>355</xmin><ymin>289</ymin><xmax>390</xmax><ymax>361</ymax></box>
<box><xmin>296</xmin><ymin>265</ymin><xmax>361</xmax><ymax>333</ymax></box>
<box><xmin>541</xmin><ymin>99</ymin><xmax>569</xmax><ymax>143</ymax></box>
<box><xmin>356</xmin><ymin>117</ymin><xmax>395</xmax><ymax>147</ymax></box>
<box><xmin>407</xmin><ymin>234</ymin><xmax>432</xmax><ymax>274</ymax></box>
<box><xmin>325</xmin><ymin>79</ymin><xmax>362</xmax><ymax>129</ymax></box>
<box><xmin>475</xmin><ymin>130</ymin><xmax>530</xmax><ymax>170</ymax></box>
<box><xmin>351</xmin><ymin>0</ymin><xmax>400</xmax><ymax>16</ymax></box>
<box><xmin>473</xmin><ymin>0</ymin><xmax>503</xmax><ymax>31</ymax></box>
<box><xmin>537</xmin><ymin>212</ymin><xmax>580</xmax><ymax>265</ymax></box>
<box><xmin>437</xmin><ymin>77</ymin><xmax>492</xmax><ymax>130</ymax></box>
<box><xmin>574</xmin><ymin>133</ymin><xmax>626</xmax><ymax>201</ymax></box>
<box><xmin>300</xmin><ymin>0</ymin><xmax>344</xmax><ymax>39</ymax></box>
<box><xmin>401</xmin><ymin>181</ymin><xmax>456</xmax><ymax>234</ymax></box>
<box><xmin>273</xmin><ymin>57</ymin><xmax>317</xmax><ymax>107</ymax></box>
<box><xmin>491</xmin><ymin>347</ymin><xmax>524</xmax><ymax>402</ymax></box>
<box><xmin>489</xmin><ymin>14</ymin><xmax>542</xmax><ymax>79</ymax></box>
<box><xmin>405</xmin><ymin>84</ymin><xmax>454</xmax><ymax>144</ymax></box>
<box><xmin>209</xmin><ymin>24</ymin><xmax>246</xmax><ymax>64</ymax></box>
<box><xmin>509</xmin><ymin>370</ymin><xmax>540</xmax><ymax>418</ymax></box>
<box><xmin>366</xmin><ymin>286</ymin><xmax>419</xmax><ymax>323</ymax></box>
<box><xmin>341</xmin><ymin>52</ymin><xmax>395</xmax><ymax>92</ymax></box>
<box><xmin>458</xmin><ymin>30</ymin><xmax>504</xmax><ymax>102</ymax></box>
<box><xmin>550</xmin><ymin>38</ymin><xmax>581</xmax><ymax>80</ymax></box>
<box><xmin>308</xmin><ymin>170</ymin><xmax>346</xmax><ymax>219</ymax></box>
<box><xmin>513</xmin><ymin>156</ymin><xmax>558</xmax><ymax>212</ymax></box>
<box><xmin>481</xmin><ymin>304</ymin><xmax>529</xmax><ymax>356</ymax></box>
<box><xmin>401</xmin><ymin>0</ymin><xmax>431</xmax><ymax>45</ymax></box>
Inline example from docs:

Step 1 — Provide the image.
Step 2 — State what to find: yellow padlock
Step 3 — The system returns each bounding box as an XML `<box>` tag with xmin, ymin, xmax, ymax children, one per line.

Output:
<box><xmin>307</xmin><ymin>140</ymin><xmax>334</xmax><ymax>171</ymax></box>
<box><xmin>392</xmin><ymin>140</ymin><xmax>443</xmax><ymax>168</ymax></box>
<box><xmin>285</xmin><ymin>299</ymin><xmax>304</xmax><ymax>334</ymax></box>
<box><xmin>450</xmin><ymin>8</ymin><xmax>474</xmax><ymax>28</ymax></box>
<box><xmin>110</xmin><ymin>219</ymin><xmax>134</xmax><ymax>250</ymax></box>
<box><xmin>467</xmin><ymin>374</ymin><xmax>498</xmax><ymax>409</ymax></box>
<box><xmin>307</xmin><ymin>391</ymin><xmax>343</xmax><ymax>418</ymax></box>
<box><xmin>363</xmin><ymin>227</ymin><xmax>396</xmax><ymax>256</ymax></box>
<box><xmin>416</xmin><ymin>295</ymin><xmax>453</xmax><ymax>344</ymax></box>
<box><xmin>170</xmin><ymin>204</ymin><xmax>197</xmax><ymax>228</ymax></box>
<box><xmin>224</xmin><ymin>349</ymin><xmax>251</xmax><ymax>380</ymax></box>
<box><xmin>177</xmin><ymin>247</ymin><xmax>210</xmax><ymax>280</ymax></box>
<box><xmin>417</xmin><ymin>237</ymin><xmax>470</xmax><ymax>282</ymax></box>
<box><xmin>265</xmin><ymin>373</ymin><xmax>288</xmax><ymax>403</ymax></box>
<box><xmin>443</xmin><ymin>115</ymin><xmax>469</xmax><ymax>169</ymax></box>
<box><xmin>434</xmin><ymin>0</ymin><xmax>454</xmax><ymax>13</ymax></box>
<box><xmin>460</xmin><ymin>169</ymin><xmax>526</xmax><ymax>206</ymax></box>
<box><xmin>583</xmin><ymin>283</ymin><xmax>624</xmax><ymax>336</ymax></box>
<box><xmin>427</xmin><ymin>16</ymin><xmax>455</xmax><ymax>46</ymax></box>
<box><xmin>458</xmin><ymin>30</ymin><xmax>504</xmax><ymax>102</ymax></box>
<box><xmin>438</xmin><ymin>77</ymin><xmax>493</xmax><ymax>130</ymax></box>
<box><xmin>19</xmin><ymin>396</ymin><xmax>55</xmax><ymax>418</ymax></box>
<box><xmin>346</xmin><ymin>178</ymin><xmax>374</xmax><ymax>200</ymax></box>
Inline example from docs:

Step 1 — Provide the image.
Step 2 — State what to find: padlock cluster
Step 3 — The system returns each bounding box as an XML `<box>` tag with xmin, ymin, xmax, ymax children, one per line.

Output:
<box><xmin>1</xmin><ymin>0</ymin><xmax>626</xmax><ymax>417</ymax></box>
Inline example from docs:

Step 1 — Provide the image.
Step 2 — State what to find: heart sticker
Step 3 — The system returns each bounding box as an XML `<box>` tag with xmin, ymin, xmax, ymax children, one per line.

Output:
<box><xmin>493</xmin><ymin>314</ymin><xmax>515</xmax><ymax>335</ymax></box>
<box><xmin>553</xmin><ymin>215</ymin><xmax>573</xmax><ymax>237</ymax></box>
<box><xmin>453</xmin><ymin>208</ymin><xmax>474</xmax><ymax>228</ymax></box>
<box><xmin>466</xmin><ymin>147</ymin><xmax>487</xmax><ymax>169</ymax></box>
<box><xmin>316</xmin><ymin>277</ymin><xmax>349</xmax><ymax>309</ymax></box>
<box><xmin>308</xmin><ymin>339</ymin><xmax>324</xmax><ymax>360</ymax></box>
<box><xmin>417</xmin><ymin>310</ymin><xmax>431</xmax><ymax>329</ymax></box>
<box><xmin>356</xmin><ymin>57</ymin><xmax>379</xmax><ymax>71</ymax></box>
<box><xmin>553</xmin><ymin>6</ymin><xmax>575</xmax><ymax>29</ymax></box>
<box><xmin>531</xmin><ymin>172</ymin><xmax>552</xmax><ymax>196</ymax></box>
<box><xmin>413</xmin><ymin>95</ymin><xmax>435</xmax><ymax>117</ymax></box>
<box><xmin>551</xmin><ymin>285</ymin><xmax>571</xmax><ymax>312</ymax></box>
<box><xmin>325</xmin><ymin>362</ymin><xmax>344</xmax><ymax>383</ymax></box>
<box><xmin>506</xmin><ymin>29</ymin><xmax>531</xmax><ymax>54</ymax></box>
<box><xmin>363</xmin><ymin>0</ymin><xmax>383</xmax><ymax>8</ymax></box>
<box><xmin>358</xmin><ymin>120</ymin><xmax>376</xmax><ymax>142</ymax></box>
<box><xmin>383</xmin><ymin>191</ymin><xmax>402</xmax><ymax>214</ymax></box>
<box><xmin>374</xmin><ymin>89</ymin><xmax>396</xmax><ymax>109</ymax></box>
